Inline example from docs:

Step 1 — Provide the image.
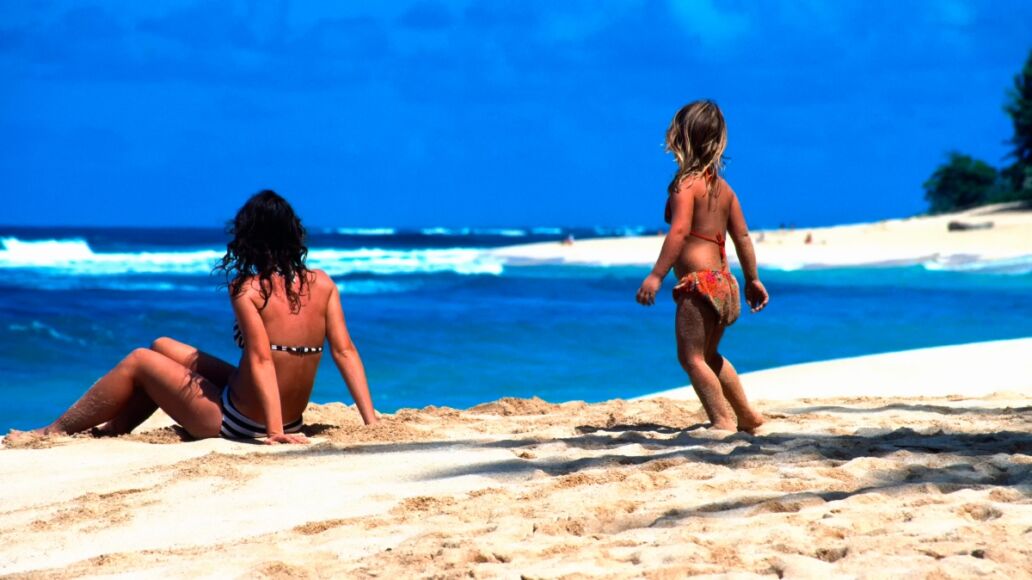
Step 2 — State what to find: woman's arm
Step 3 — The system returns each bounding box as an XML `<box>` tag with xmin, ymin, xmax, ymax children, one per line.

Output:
<box><xmin>727</xmin><ymin>190</ymin><xmax>769</xmax><ymax>312</ymax></box>
<box><xmin>636</xmin><ymin>178</ymin><xmax>699</xmax><ymax>306</ymax></box>
<box><xmin>325</xmin><ymin>281</ymin><xmax>378</xmax><ymax>425</ymax></box>
<box><xmin>230</xmin><ymin>288</ymin><xmax>289</xmax><ymax>438</ymax></box>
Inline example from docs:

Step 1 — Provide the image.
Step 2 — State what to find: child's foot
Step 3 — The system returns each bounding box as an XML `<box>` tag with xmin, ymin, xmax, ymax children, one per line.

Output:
<box><xmin>710</xmin><ymin>420</ymin><xmax>737</xmax><ymax>432</ymax></box>
<box><xmin>737</xmin><ymin>413</ymin><xmax>766</xmax><ymax>434</ymax></box>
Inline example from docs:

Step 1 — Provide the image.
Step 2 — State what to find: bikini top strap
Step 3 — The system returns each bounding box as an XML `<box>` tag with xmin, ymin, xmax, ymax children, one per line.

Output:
<box><xmin>233</xmin><ymin>321</ymin><xmax>324</xmax><ymax>355</ymax></box>
<box><xmin>688</xmin><ymin>231</ymin><xmax>724</xmax><ymax>246</ymax></box>
<box><xmin>688</xmin><ymin>231</ymin><xmax>728</xmax><ymax>266</ymax></box>
<box><xmin>233</xmin><ymin>321</ymin><xmax>245</xmax><ymax>349</ymax></box>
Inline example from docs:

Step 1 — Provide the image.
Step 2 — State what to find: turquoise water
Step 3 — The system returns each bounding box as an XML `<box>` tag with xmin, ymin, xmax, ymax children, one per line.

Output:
<box><xmin>2</xmin><ymin>229</ymin><xmax>1030</xmax><ymax>431</ymax></box>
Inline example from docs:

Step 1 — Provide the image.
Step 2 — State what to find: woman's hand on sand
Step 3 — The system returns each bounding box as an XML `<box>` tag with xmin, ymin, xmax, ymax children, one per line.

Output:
<box><xmin>745</xmin><ymin>279</ymin><xmax>769</xmax><ymax>313</ymax></box>
<box><xmin>636</xmin><ymin>273</ymin><xmax>663</xmax><ymax>306</ymax></box>
<box><xmin>264</xmin><ymin>433</ymin><xmax>310</xmax><ymax>445</ymax></box>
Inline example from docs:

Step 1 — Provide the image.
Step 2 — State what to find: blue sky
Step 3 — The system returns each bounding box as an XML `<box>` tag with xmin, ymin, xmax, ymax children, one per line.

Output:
<box><xmin>2</xmin><ymin>1</ymin><xmax>1030</xmax><ymax>229</ymax></box>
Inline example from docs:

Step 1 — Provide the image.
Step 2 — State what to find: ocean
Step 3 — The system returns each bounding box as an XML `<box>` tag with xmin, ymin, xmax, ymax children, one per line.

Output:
<box><xmin>2</xmin><ymin>226</ymin><xmax>1031</xmax><ymax>431</ymax></box>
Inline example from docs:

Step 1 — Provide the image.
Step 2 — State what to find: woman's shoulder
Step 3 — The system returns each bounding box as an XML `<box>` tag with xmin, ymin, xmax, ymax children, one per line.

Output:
<box><xmin>307</xmin><ymin>269</ymin><xmax>336</xmax><ymax>292</ymax></box>
<box><xmin>230</xmin><ymin>275</ymin><xmax>262</xmax><ymax>299</ymax></box>
<box><xmin>226</xmin><ymin>277</ymin><xmax>268</xmax><ymax>313</ymax></box>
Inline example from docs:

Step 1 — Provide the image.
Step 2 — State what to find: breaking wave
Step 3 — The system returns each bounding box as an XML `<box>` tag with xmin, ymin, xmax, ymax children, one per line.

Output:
<box><xmin>0</xmin><ymin>237</ymin><xmax>504</xmax><ymax>278</ymax></box>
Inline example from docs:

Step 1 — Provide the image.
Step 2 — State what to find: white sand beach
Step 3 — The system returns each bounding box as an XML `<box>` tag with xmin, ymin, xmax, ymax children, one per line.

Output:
<box><xmin>646</xmin><ymin>338</ymin><xmax>1032</xmax><ymax>402</ymax></box>
<box><xmin>3</xmin><ymin>338</ymin><xmax>1030</xmax><ymax>578</ymax></box>
<box><xmin>492</xmin><ymin>202</ymin><xmax>1032</xmax><ymax>271</ymax></box>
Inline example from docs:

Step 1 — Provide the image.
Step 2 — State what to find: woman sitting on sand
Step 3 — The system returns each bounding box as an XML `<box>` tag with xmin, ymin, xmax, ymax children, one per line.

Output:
<box><xmin>32</xmin><ymin>190</ymin><xmax>378</xmax><ymax>443</ymax></box>
<box><xmin>636</xmin><ymin>100</ymin><xmax>768</xmax><ymax>432</ymax></box>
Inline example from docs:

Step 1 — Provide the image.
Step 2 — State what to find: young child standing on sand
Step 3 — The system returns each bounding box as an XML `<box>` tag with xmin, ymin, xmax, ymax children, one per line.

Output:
<box><xmin>636</xmin><ymin>100</ymin><xmax>769</xmax><ymax>433</ymax></box>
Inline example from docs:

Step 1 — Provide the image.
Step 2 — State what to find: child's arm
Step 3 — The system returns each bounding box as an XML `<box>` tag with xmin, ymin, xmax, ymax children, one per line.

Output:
<box><xmin>727</xmin><ymin>190</ymin><xmax>769</xmax><ymax>312</ymax></box>
<box><xmin>325</xmin><ymin>277</ymin><xmax>378</xmax><ymax>425</ymax></box>
<box><xmin>636</xmin><ymin>179</ymin><xmax>699</xmax><ymax>306</ymax></box>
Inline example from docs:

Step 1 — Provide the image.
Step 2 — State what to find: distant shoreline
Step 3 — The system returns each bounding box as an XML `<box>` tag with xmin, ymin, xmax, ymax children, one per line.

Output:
<box><xmin>491</xmin><ymin>202</ymin><xmax>1032</xmax><ymax>272</ymax></box>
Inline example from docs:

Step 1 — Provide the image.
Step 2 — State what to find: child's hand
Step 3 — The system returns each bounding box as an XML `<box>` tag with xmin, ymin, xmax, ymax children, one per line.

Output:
<box><xmin>636</xmin><ymin>273</ymin><xmax>663</xmax><ymax>306</ymax></box>
<box><xmin>745</xmin><ymin>279</ymin><xmax>769</xmax><ymax>313</ymax></box>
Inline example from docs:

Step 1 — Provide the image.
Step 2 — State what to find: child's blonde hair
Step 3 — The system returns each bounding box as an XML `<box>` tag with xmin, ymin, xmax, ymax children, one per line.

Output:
<box><xmin>665</xmin><ymin>100</ymin><xmax>727</xmax><ymax>195</ymax></box>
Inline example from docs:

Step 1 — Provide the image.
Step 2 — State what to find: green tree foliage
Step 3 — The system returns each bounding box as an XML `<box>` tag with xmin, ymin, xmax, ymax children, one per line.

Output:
<box><xmin>1003</xmin><ymin>49</ymin><xmax>1032</xmax><ymax>199</ymax></box>
<box><xmin>923</xmin><ymin>152</ymin><xmax>998</xmax><ymax>214</ymax></box>
<box><xmin>925</xmin><ymin>48</ymin><xmax>1032</xmax><ymax>212</ymax></box>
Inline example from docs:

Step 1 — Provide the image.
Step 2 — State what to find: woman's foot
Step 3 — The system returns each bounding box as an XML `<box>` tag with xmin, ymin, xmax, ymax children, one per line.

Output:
<box><xmin>3</xmin><ymin>429</ymin><xmax>57</xmax><ymax>448</ymax></box>
<box><xmin>38</xmin><ymin>424</ymin><xmax>67</xmax><ymax>436</ymax></box>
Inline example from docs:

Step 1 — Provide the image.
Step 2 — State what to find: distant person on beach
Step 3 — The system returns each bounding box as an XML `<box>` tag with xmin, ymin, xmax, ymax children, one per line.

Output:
<box><xmin>636</xmin><ymin>100</ymin><xmax>769</xmax><ymax>433</ymax></box>
<box><xmin>26</xmin><ymin>190</ymin><xmax>378</xmax><ymax>444</ymax></box>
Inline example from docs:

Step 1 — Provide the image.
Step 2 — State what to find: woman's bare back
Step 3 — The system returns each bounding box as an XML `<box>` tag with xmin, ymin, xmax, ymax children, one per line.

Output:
<box><xmin>230</xmin><ymin>270</ymin><xmax>336</xmax><ymax>421</ymax></box>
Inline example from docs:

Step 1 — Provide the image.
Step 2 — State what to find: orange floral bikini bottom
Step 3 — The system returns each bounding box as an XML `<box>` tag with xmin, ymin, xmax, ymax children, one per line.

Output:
<box><xmin>672</xmin><ymin>269</ymin><xmax>741</xmax><ymax>326</ymax></box>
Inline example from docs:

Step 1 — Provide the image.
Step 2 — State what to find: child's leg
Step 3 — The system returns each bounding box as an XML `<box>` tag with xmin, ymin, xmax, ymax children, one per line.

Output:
<box><xmin>43</xmin><ymin>348</ymin><xmax>222</xmax><ymax>439</ymax></box>
<box><xmin>676</xmin><ymin>295</ymin><xmax>736</xmax><ymax>430</ymax></box>
<box><xmin>704</xmin><ymin>326</ymin><xmax>765</xmax><ymax>433</ymax></box>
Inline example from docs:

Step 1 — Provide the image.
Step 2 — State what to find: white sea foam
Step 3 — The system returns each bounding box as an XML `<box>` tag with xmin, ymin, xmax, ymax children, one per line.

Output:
<box><xmin>0</xmin><ymin>237</ymin><xmax>503</xmax><ymax>277</ymax></box>
<box><xmin>592</xmin><ymin>226</ymin><xmax>648</xmax><ymax>237</ymax></box>
<box><xmin>472</xmin><ymin>228</ymin><xmax>527</xmax><ymax>237</ymax></box>
<box><xmin>530</xmin><ymin>227</ymin><xmax>564</xmax><ymax>235</ymax></box>
<box><xmin>0</xmin><ymin>237</ymin><xmax>95</xmax><ymax>262</ymax></box>
<box><xmin>8</xmin><ymin>320</ymin><xmax>80</xmax><ymax>343</ymax></box>
<box><xmin>335</xmin><ymin>227</ymin><xmax>397</xmax><ymax>236</ymax></box>
<box><xmin>0</xmin><ymin>237</ymin><xmax>221</xmax><ymax>275</ymax></box>
<box><xmin>418</xmin><ymin>227</ymin><xmax>529</xmax><ymax>237</ymax></box>
<box><xmin>101</xmin><ymin>282</ymin><xmax>208</xmax><ymax>292</ymax></box>
<box><xmin>309</xmin><ymin>248</ymin><xmax>502</xmax><ymax>276</ymax></box>
<box><xmin>756</xmin><ymin>261</ymin><xmax>806</xmax><ymax>272</ymax></box>
<box><xmin>335</xmin><ymin>280</ymin><xmax>421</xmax><ymax>295</ymax></box>
<box><xmin>420</xmin><ymin>227</ymin><xmax>471</xmax><ymax>236</ymax></box>
<box><xmin>922</xmin><ymin>254</ymin><xmax>1032</xmax><ymax>275</ymax></box>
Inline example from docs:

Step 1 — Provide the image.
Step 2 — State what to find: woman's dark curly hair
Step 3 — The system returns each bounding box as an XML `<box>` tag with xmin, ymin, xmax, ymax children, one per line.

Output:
<box><xmin>214</xmin><ymin>190</ymin><xmax>310</xmax><ymax>312</ymax></box>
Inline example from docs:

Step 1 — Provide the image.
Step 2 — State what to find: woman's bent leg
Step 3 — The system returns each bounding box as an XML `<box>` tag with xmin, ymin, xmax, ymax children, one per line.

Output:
<box><xmin>44</xmin><ymin>351</ymin><xmax>141</xmax><ymax>435</ymax></box>
<box><xmin>93</xmin><ymin>336</ymin><xmax>233</xmax><ymax>435</ymax></box>
<box><xmin>96</xmin><ymin>387</ymin><xmax>159</xmax><ymax>435</ymax></box>
<box><xmin>151</xmin><ymin>337</ymin><xmax>236</xmax><ymax>386</ymax></box>
<box><xmin>45</xmin><ymin>348</ymin><xmax>222</xmax><ymax>439</ymax></box>
<box><xmin>96</xmin><ymin>337</ymin><xmax>234</xmax><ymax>436</ymax></box>
<box><xmin>676</xmin><ymin>295</ymin><xmax>735</xmax><ymax>430</ymax></box>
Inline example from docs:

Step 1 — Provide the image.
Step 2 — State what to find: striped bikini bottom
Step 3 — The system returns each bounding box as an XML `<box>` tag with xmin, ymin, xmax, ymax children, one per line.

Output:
<box><xmin>219</xmin><ymin>388</ymin><xmax>303</xmax><ymax>439</ymax></box>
